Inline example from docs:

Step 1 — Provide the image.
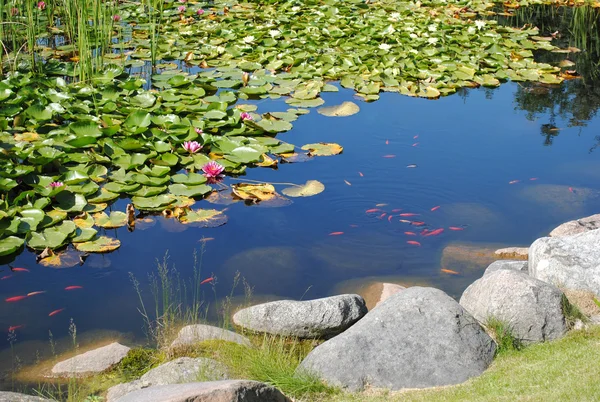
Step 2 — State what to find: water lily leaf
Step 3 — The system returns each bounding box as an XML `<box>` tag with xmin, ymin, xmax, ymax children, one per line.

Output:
<box><xmin>131</xmin><ymin>93</ymin><xmax>156</xmax><ymax>108</ymax></box>
<box><xmin>27</xmin><ymin>221</ymin><xmax>76</xmax><ymax>250</ymax></box>
<box><xmin>93</xmin><ymin>211</ymin><xmax>128</xmax><ymax>229</ymax></box>
<box><xmin>231</xmin><ymin>183</ymin><xmax>276</xmax><ymax>202</ymax></box>
<box><xmin>62</xmin><ymin>170</ymin><xmax>89</xmax><ymax>185</ymax></box>
<box><xmin>130</xmin><ymin>185</ymin><xmax>167</xmax><ymax>197</ymax></box>
<box><xmin>71</xmin><ymin>227</ymin><xmax>97</xmax><ymax>243</ymax></box>
<box><xmin>88</xmin><ymin>188</ymin><xmax>119</xmax><ymax>203</ymax></box>
<box><xmin>39</xmin><ymin>210</ymin><xmax>68</xmax><ymax>229</ymax></box>
<box><xmin>55</xmin><ymin>191</ymin><xmax>88</xmax><ymax>212</ymax></box>
<box><xmin>253</xmin><ymin>119</ymin><xmax>293</xmax><ymax>133</ymax></box>
<box><xmin>124</xmin><ymin>110</ymin><xmax>152</xmax><ymax>128</ymax></box>
<box><xmin>317</xmin><ymin>101</ymin><xmax>360</xmax><ymax>117</ymax></box>
<box><xmin>281</xmin><ymin>180</ymin><xmax>325</xmax><ymax>197</ymax></box>
<box><xmin>103</xmin><ymin>182</ymin><xmax>141</xmax><ymax>193</ymax></box>
<box><xmin>132</xmin><ymin>194</ymin><xmax>176</xmax><ymax>210</ymax></box>
<box><xmin>25</xmin><ymin>104</ymin><xmax>53</xmax><ymax>120</ymax></box>
<box><xmin>168</xmin><ymin>184</ymin><xmax>212</xmax><ymax>197</ymax></box>
<box><xmin>74</xmin><ymin>236</ymin><xmax>120</xmax><ymax>253</ymax></box>
<box><xmin>179</xmin><ymin>209</ymin><xmax>228</xmax><ymax>227</ymax></box>
<box><xmin>227</xmin><ymin>146</ymin><xmax>263</xmax><ymax>164</ymax></box>
<box><xmin>285</xmin><ymin>98</ymin><xmax>325</xmax><ymax>108</ymax></box>
<box><xmin>301</xmin><ymin>143</ymin><xmax>343</xmax><ymax>156</ymax></box>
<box><xmin>0</xmin><ymin>236</ymin><xmax>24</xmax><ymax>256</ymax></box>
<box><xmin>73</xmin><ymin>213</ymin><xmax>95</xmax><ymax>228</ymax></box>
<box><xmin>171</xmin><ymin>173</ymin><xmax>207</xmax><ymax>185</ymax></box>
<box><xmin>20</xmin><ymin>209</ymin><xmax>45</xmax><ymax>231</ymax></box>
<box><xmin>69</xmin><ymin>120</ymin><xmax>102</xmax><ymax>137</ymax></box>
<box><xmin>83</xmin><ymin>203</ymin><xmax>107</xmax><ymax>213</ymax></box>
<box><xmin>38</xmin><ymin>249</ymin><xmax>81</xmax><ymax>268</ymax></box>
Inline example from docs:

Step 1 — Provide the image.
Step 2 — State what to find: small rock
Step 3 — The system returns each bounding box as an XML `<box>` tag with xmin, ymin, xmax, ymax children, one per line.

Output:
<box><xmin>460</xmin><ymin>270</ymin><xmax>567</xmax><ymax>344</ymax></box>
<box><xmin>484</xmin><ymin>260</ymin><xmax>528</xmax><ymax>276</ymax></box>
<box><xmin>0</xmin><ymin>392</ymin><xmax>51</xmax><ymax>402</ymax></box>
<box><xmin>51</xmin><ymin>342</ymin><xmax>130</xmax><ymax>377</ymax></box>
<box><xmin>550</xmin><ymin>214</ymin><xmax>600</xmax><ymax>237</ymax></box>
<box><xmin>233</xmin><ymin>294</ymin><xmax>367</xmax><ymax>338</ymax></box>
<box><xmin>107</xmin><ymin>357</ymin><xmax>228</xmax><ymax>401</ymax></box>
<box><xmin>529</xmin><ymin>229</ymin><xmax>600</xmax><ymax>296</ymax></box>
<box><xmin>170</xmin><ymin>324</ymin><xmax>251</xmax><ymax>349</ymax></box>
<box><xmin>299</xmin><ymin>287</ymin><xmax>495</xmax><ymax>391</ymax></box>
<box><xmin>494</xmin><ymin>247</ymin><xmax>528</xmax><ymax>260</ymax></box>
<box><xmin>114</xmin><ymin>380</ymin><xmax>291</xmax><ymax>402</ymax></box>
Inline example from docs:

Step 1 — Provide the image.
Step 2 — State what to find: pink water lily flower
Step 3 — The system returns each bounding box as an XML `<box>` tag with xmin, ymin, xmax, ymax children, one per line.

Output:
<box><xmin>48</xmin><ymin>181</ymin><xmax>64</xmax><ymax>188</ymax></box>
<box><xmin>201</xmin><ymin>161</ymin><xmax>225</xmax><ymax>180</ymax></box>
<box><xmin>178</xmin><ymin>5</ymin><xmax>186</xmax><ymax>12</ymax></box>
<box><xmin>183</xmin><ymin>141</ymin><xmax>202</xmax><ymax>154</ymax></box>
<box><xmin>112</xmin><ymin>15</ymin><xmax>121</xmax><ymax>22</ymax></box>
<box><xmin>240</xmin><ymin>112</ymin><xmax>253</xmax><ymax>121</ymax></box>
<box><xmin>197</xmin><ymin>9</ymin><xmax>205</xmax><ymax>15</ymax></box>
<box><xmin>37</xmin><ymin>1</ymin><xmax>46</xmax><ymax>10</ymax></box>
<box><xmin>194</xmin><ymin>127</ymin><xmax>203</xmax><ymax>135</ymax></box>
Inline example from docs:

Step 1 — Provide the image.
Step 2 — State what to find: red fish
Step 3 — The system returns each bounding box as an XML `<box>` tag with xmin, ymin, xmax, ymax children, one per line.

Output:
<box><xmin>388</xmin><ymin>215</ymin><xmax>393</xmax><ymax>222</ymax></box>
<box><xmin>413</xmin><ymin>135</ymin><xmax>419</xmax><ymax>139</ymax></box>
<box><xmin>421</xmin><ymin>229</ymin><xmax>430</xmax><ymax>235</ymax></box>
<box><xmin>366</xmin><ymin>209</ymin><xmax>381</xmax><ymax>213</ymax></box>
<box><xmin>6</xmin><ymin>296</ymin><xmax>27</xmax><ymax>303</ymax></box>
<box><xmin>329</xmin><ymin>232</ymin><xmax>344</xmax><ymax>236</ymax></box>
<box><xmin>407</xmin><ymin>241</ymin><xmax>421</xmax><ymax>246</ymax></box>
<box><xmin>11</xmin><ymin>268</ymin><xmax>29</xmax><ymax>272</ymax></box>
<box><xmin>529</xmin><ymin>177</ymin><xmax>538</xmax><ymax>181</ymax></box>
<box><xmin>65</xmin><ymin>286</ymin><xmax>83</xmax><ymax>291</ymax></box>
<box><xmin>382</xmin><ymin>155</ymin><xmax>396</xmax><ymax>158</ymax></box>
<box><xmin>441</xmin><ymin>268</ymin><xmax>459</xmax><ymax>275</ymax></box>
<box><xmin>27</xmin><ymin>291</ymin><xmax>46</xmax><ymax>296</ymax></box>
<box><xmin>569</xmin><ymin>187</ymin><xmax>574</xmax><ymax>193</ymax></box>
<box><xmin>378</xmin><ymin>213</ymin><xmax>387</xmax><ymax>219</ymax></box>
<box><xmin>412</xmin><ymin>142</ymin><xmax>419</xmax><ymax>147</ymax></box>
<box><xmin>431</xmin><ymin>206</ymin><xmax>440</xmax><ymax>211</ymax></box>
<box><xmin>404</xmin><ymin>232</ymin><xmax>417</xmax><ymax>236</ymax></box>
<box><xmin>49</xmin><ymin>309</ymin><xmax>65</xmax><ymax>317</ymax></box>
<box><xmin>400</xmin><ymin>213</ymin><xmax>419</xmax><ymax>217</ymax></box>
<box><xmin>385</xmin><ymin>139</ymin><xmax>389</xmax><ymax>145</ymax></box>
<box><xmin>358</xmin><ymin>172</ymin><xmax>364</xmax><ymax>177</ymax></box>
<box><xmin>200</xmin><ymin>277</ymin><xmax>214</xmax><ymax>285</ymax></box>
<box><xmin>392</xmin><ymin>209</ymin><xmax>402</xmax><ymax>212</ymax></box>
<box><xmin>1</xmin><ymin>275</ymin><xmax>12</xmax><ymax>280</ymax></box>
<box><xmin>424</xmin><ymin>228</ymin><xmax>444</xmax><ymax>237</ymax></box>
<box><xmin>399</xmin><ymin>219</ymin><xmax>411</xmax><ymax>223</ymax></box>
<box><xmin>449</xmin><ymin>227</ymin><xmax>464</xmax><ymax>231</ymax></box>
<box><xmin>344</xmin><ymin>180</ymin><xmax>352</xmax><ymax>186</ymax></box>
<box><xmin>411</xmin><ymin>221</ymin><xmax>426</xmax><ymax>226</ymax></box>
<box><xmin>8</xmin><ymin>325</ymin><xmax>23</xmax><ymax>332</ymax></box>
<box><xmin>509</xmin><ymin>180</ymin><xmax>520</xmax><ymax>184</ymax></box>
<box><xmin>198</xmin><ymin>237</ymin><xmax>215</xmax><ymax>243</ymax></box>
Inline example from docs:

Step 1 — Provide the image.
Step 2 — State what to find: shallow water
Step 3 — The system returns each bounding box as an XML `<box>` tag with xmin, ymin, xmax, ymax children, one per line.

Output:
<box><xmin>2</xmin><ymin>5</ymin><xmax>600</xmax><ymax>386</ymax></box>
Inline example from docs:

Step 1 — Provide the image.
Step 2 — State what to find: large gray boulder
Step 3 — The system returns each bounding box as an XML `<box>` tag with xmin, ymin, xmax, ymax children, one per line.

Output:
<box><xmin>0</xmin><ymin>392</ymin><xmax>50</xmax><ymax>402</ymax></box>
<box><xmin>484</xmin><ymin>260</ymin><xmax>528</xmax><ymax>276</ymax></box>
<box><xmin>51</xmin><ymin>342</ymin><xmax>130</xmax><ymax>377</ymax></box>
<box><xmin>460</xmin><ymin>270</ymin><xmax>567</xmax><ymax>344</ymax></box>
<box><xmin>107</xmin><ymin>357</ymin><xmax>228</xmax><ymax>401</ymax></box>
<box><xmin>114</xmin><ymin>380</ymin><xmax>290</xmax><ymax>402</ymax></box>
<box><xmin>550</xmin><ymin>214</ymin><xmax>600</xmax><ymax>237</ymax></box>
<box><xmin>529</xmin><ymin>229</ymin><xmax>600</xmax><ymax>296</ymax></box>
<box><xmin>170</xmin><ymin>324</ymin><xmax>251</xmax><ymax>348</ymax></box>
<box><xmin>233</xmin><ymin>294</ymin><xmax>367</xmax><ymax>338</ymax></box>
<box><xmin>298</xmin><ymin>287</ymin><xmax>495</xmax><ymax>391</ymax></box>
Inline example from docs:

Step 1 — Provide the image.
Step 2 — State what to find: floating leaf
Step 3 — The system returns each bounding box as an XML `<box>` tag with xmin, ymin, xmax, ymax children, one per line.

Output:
<box><xmin>38</xmin><ymin>249</ymin><xmax>81</xmax><ymax>268</ymax></box>
<box><xmin>74</xmin><ymin>236</ymin><xmax>121</xmax><ymax>253</ymax></box>
<box><xmin>93</xmin><ymin>211</ymin><xmax>128</xmax><ymax>229</ymax></box>
<box><xmin>0</xmin><ymin>236</ymin><xmax>24</xmax><ymax>256</ymax></box>
<box><xmin>301</xmin><ymin>143</ymin><xmax>343</xmax><ymax>156</ymax></box>
<box><xmin>72</xmin><ymin>227</ymin><xmax>98</xmax><ymax>243</ymax></box>
<box><xmin>317</xmin><ymin>102</ymin><xmax>360</xmax><ymax>117</ymax></box>
<box><xmin>179</xmin><ymin>209</ymin><xmax>228</xmax><ymax>227</ymax></box>
<box><xmin>73</xmin><ymin>213</ymin><xmax>95</xmax><ymax>228</ymax></box>
<box><xmin>281</xmin><ymin>180</ymin><xmax>325</xmax><ymax>197</ymax></box>
<box><xmin>231</xmin><ymin>183</ymin><xmax>276</xmax><ymax>202</ymax></box>
<box><xmin>168</xmin><ymin>184</ymin><xmax>212</xmax><ymax>198</ymax></box>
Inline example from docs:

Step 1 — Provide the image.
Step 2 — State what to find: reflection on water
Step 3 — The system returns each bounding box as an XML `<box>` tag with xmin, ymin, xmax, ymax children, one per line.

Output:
<box><xmin>2</xmin><ymin>5</ymin><xmax>600</xmax><ymax>386</ymax></box>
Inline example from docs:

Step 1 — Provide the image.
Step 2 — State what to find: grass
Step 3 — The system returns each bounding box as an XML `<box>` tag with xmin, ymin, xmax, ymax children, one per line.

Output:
<box><xmin>485</xmin><ymin>318</ymin><xmax>523</xmax><ymax>354</ymax></box>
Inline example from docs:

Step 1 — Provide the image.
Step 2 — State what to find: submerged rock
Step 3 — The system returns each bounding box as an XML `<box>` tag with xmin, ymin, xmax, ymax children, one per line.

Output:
<box><xmin>107</xmin><ymin>357</ymin><xmax>228</xmax><ymax>401</ymax></box>
<box><xmin>299</xmin><ymin>287</ymin><xmax>495</xmax><ymax>391</ymax></box>
<box><xmin>494</xmin><ymin>247</ymin><xmax>528</xmax><ymax>260</ymax></box>
<box><xmin>0</xmin><ymin>392</ymin><xmax>50</xmax><ymax>402</ymax></box>
<box><xmin>441</xmin><ymin>243</ymin><xmax>498</xmax><ymax>273</ymax></box>
<box><xmin>362</xmin><ymin>282</ymin><xmax>406</xmax><ymax>310</ymax></box>
<box><xmin>529</xmin><ymin>229</ymin><xmax>600</xmax><ymax>296</ymax></box>
<box><xmin>518</xmin><ymin>184</ymin><xmax>600</xmax><ymax>217</ymax></box>
<box><xmin>484</xmin><ymin>260</ymin><xmax>528</xmax><ymax>276</ymax></box>
<box><xmin>549</xmin><ymin>214</ymin><xmax>600</xmax><ymax>237</ymax></box>
<box><xmin>51</xmin><ymin>342</ymin><xmax>130</xmax><ymax>377</ymax></box>
<box><xmin>233</xmin><ymin>295</ymin><xmax>367</xmax><ymax>338</ymax></box>
<box><xmin>114</xmin><ymin>380</ymin><xmax>291</xmax><ymax>402</ymax></box>
<box><xmin>170</xmin><ymin>324</ymin><xmax>251</xmax><ymax>349</ymax></box>
<box><xmin>460</xmin><ymin>270</ymin><xmax>567</xmax><ymax>344</ymax></box>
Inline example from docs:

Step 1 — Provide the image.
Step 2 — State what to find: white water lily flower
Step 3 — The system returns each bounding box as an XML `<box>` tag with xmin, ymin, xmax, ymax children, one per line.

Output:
<box><xmin>467</xmin><ymin>26</ymin><xmax>476</xmax><ymax>35</ymax></box>
<box><xmin>379</xmin><ymin>43</ymin><xmax>392</xmax><ymax>51</ymax></box>
<box><xmin>428</xmin><ymin>37</ymin><xmax>439</xmax><ymax>44</ymax></box>
<box><xmin>292</xmin><ymin>6</ymin><xmax>300</xmax><ymax>11</ymax></box>
<box><xmin>390</xmin><ymin>12</ymin><xmax>401</xmax><ymax>20</ymax></box>
<box><xmin>382</xmin><ymin>25</ymin><xmax>396</xmax><ymax>35</ymax></box>
<box><xmin>428</xmin><ymin>24</ymin><xmax>437</xmax><ymax>32</ymax></box>
<box><xmin>269</xmin><ymin>29</ymin><xmax>281</xmax><ymax>38</ymax></box>
<box><xmin>216</xmin><ymin>46</ymin><xmax>226</xmax><ymax>54</ymax></box>
<box><xmin>409</xmin><ymin>33</ymin><xmax>418</xmax><ymax>39</ymax></box>
<box><xmin>242</xmin><ymin>35</ymin><xmax>255</xmax><ymax>44</ymax></box>
<box><xmin>475</xmin><ymin>20</ymin><xmax>486</xmax><ymax>30</ymax></box>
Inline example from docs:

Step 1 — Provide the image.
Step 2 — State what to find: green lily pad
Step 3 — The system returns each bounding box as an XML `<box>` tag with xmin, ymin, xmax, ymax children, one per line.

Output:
<box><xmin>0</xmin><ymin>236</ymin><xmax>24</xmax><ymax>256</ymax></box>
<box><xmin>74</xmin><ymin>236</ymin><xmax>121</xmax><ymax>253</ymax></box>
<box><xmin>93</xmin><ymin>211</ymin><xmax>128</xmax><ymax>229</ymax></box>
<box><xmin>281</xmin><ymin>180</ymin><xmax>325</xmax><ymax>197</ymax></box>
<box><xmin>178</xmin><ymin>209</ymin><xmax>228</xmax><ymax>227</ymax></box>
<box><xmin>55</xmin><ymin>191</ymin><xmax>88</xmax><ymax>213</ymax></box>
<box><xmin>317</xmin><ymin>102</ymin><xmax>360</xmax><ymax>117</ymax></box>
<box><xmin>301</xmin><ymin>143</ymin><xmax>344</xmax><ymax>156</ymax></box>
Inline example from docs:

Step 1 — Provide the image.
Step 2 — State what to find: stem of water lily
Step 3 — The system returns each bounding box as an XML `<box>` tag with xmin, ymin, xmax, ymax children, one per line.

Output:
<box><xmin>232</xmin><ymin>178</ymin><xmax>301</xmax><ymax>187</ymax></box>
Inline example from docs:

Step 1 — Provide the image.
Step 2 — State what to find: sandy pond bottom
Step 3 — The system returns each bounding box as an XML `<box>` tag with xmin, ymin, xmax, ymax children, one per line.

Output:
<box><xmin>1</xmin><ymin>80</ymin><xmax>600</xmax><ymax>385</ymax></box>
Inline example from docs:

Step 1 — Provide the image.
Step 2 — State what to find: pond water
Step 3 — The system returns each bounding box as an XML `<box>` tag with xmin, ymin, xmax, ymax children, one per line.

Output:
<box><xmin>2</xmin><ymin>4</ymin><xmax>600</xmax><ymax>385</ymax></box>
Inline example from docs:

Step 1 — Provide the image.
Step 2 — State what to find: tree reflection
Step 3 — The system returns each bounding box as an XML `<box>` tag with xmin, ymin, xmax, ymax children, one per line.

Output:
<box><xmin>497</xmin><ymin>5</ymin><xmax>600</xmax><ymax>146</ymax></box>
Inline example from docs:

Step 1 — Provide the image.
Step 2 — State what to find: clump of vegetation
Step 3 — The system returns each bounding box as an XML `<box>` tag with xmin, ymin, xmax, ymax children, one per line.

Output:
<box><xmin>561</xmin><ymin>294</ymin><xmax>588</xmax><ymax>329</ymax></box>
<box><xmin>485</xmin><ymin>317</ymin><xmax>523</xmax><ymax>354</ymax></box>
<box><xmin>117</xmin><ymin>347</ymin><xmax>163</xmax><ymax>381</ymax></box>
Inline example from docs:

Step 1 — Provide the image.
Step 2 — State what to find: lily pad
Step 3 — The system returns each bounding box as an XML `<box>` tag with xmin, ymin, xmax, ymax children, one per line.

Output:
<box><xmin>74</xmin><ymin>236</ymin><xmax>121</xmax><ymax>253</ymax></box>
<box><xmin>93</xmin><ymin>211</ymin><xmax>128</xmax><ymax>229</ymax></box>
<box><xmin>38</xmin><ymin>249</ymin><xmax>82</xmax><ymax>268</ymax></box>
<box><xmin>231</xmin><ymin>183</ymin><xmax>277</xmax><ymax>202</ymax></box>
<box><xmin>281</xmin><ymin>180</ymin><xmax>325</xmax><ymax>197</ymax></box>
<box><xmin>301</xmin><ymin>143</ymin><xmax>344</xmax><ymax>156</ymax></box>
<box><xmin>178</xmin><ymin>209</ymin><xmax>228</xmax><ymax>227</ymax></box>
<box><xmin>0</xmin><ymin>236</ymin><xmax>24</xmax><ymax>256</ymax></box>
<box><xmin>317</xmin><ymin>102</ymin><xmax>360</xmax><ymax>117</ymax></box>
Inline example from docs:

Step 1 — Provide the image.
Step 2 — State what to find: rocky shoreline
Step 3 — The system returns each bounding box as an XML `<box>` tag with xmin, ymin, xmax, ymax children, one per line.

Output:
<box><xmin>4</xmin><ymin>214</ymin><xmax>600</xmax><ymax>401</ymax></box>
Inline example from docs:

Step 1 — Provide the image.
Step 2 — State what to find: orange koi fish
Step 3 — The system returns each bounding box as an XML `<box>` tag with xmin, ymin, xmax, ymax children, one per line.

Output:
<box><xmin>49</xmin><ymin>309</ymin><xmax>65</xmax><ymax>317</ymax></box>
<box><xmin>65</xmin><ymin>286</ymin><xmax>83</xmax><ymax>291</ymax></box>
<box><xmin>5</xmin><ymin>296</ymin><xmax>27</xmax><ymax>302</ymax></box>
<box><xmin>378</xmin><ymin>213</ymin><xmax>387</xmax><ymax>219</ymax></box>
<box><xmin>404</xmin><ymin>232</ymin><xmax>417</xmax><ymax>236</ymax></box>
<box><xmin>344</xmin><ymin>180</ymin><xmax>352</xmax><ymax>186</ymax></box>
<box><xmin>385</xmin><ymin>139</ymin><xmax>389</xmax><ymax>145</ymax></box>
<box><xmin>424</xmin><ymin>228</ymin><xmax>444</xmax><ymax>237</ymax></box>
<box><xmin>399</xmin><ymin>213</ymin><xmax>419</xmax><ymax>217</ymax></box>
<box><xmin>329</xmin><ymin>232</ymin><xmax>344</xmax><ymax>236</ymax></box>
<box><xmin>441</xmin><ymin>268</ymin><xmax>459</xmax><ymax>275</ymax></box>
<box><xmin>449</xmin><ymin>227</ymin><xmax>464</xmax><ymax>231</ymax></box>
<box><xmin>382</xmin><ymin>155</ymin><xmax>396</xmax><ymax>158</ymax></box>
<box><xmin>392</xmin><ymin>209</ymin><xmax>402</xmax><ymax>212</ymax></box>
<box><xmin>412</xmin><ymin>143</ymin><xmax>419</xmax><ymax>147</ymax></box>
<box><xmin>358</xmin><ymin>172</ymin><xmax>364</xmax><ymax>177</ymax></box>
<box><xmin>11</xmin><ymin>268</ymin><xmax>29</xmax><ymax>272</ymax></box>
<box><xmin>8</xmin><ymin>325</ymin><xmax>23</xmax><ymax>332</ymax></box>
<box><xmin>388</xmin><ymin>215</ymin><xmax>394</xmax><ymax>222</ymax></box>
<box><xmin>1</xmin><ymin>275</ymin><xmax>12</xmax><ymax>280</ymax></box>
<box><xmin>27</xmin><ymin>291</ymin><xmax>46</xmax><ymax>296</ymax></box>
<box><xmin>366</xmin><ymin>209</ymin><xmax>381</xmax><ymax>213</ymax></box>
<box><xmin>411</xmin><ymin>221</ymin><xmax>425</xmax><ymax>226</ymax></box>
<box><xmin>431</xmin><ymin>206</ymin><xmax>440</xmax><ymax>211</ymax></box>
<box><xmin>200</xmin><ymin>277</ymin><xmax>214</xmax><ymax>285</ymax></box>
<box><xmin>509</xmin><ymin>180</ymin><xmax>520</xmax><ymax>184</ymax></box>
<box><xmin>407</xmin><ymin>241</ymin><xmax>421</xmax><ymax>246</ymax></box>
<box><xmin>413</xmin><ymin>135</ymin><xmax>419</xmax><ymax>139</ymax></box>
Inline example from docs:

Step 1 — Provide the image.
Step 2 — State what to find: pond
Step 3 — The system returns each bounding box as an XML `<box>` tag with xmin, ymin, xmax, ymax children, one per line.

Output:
<box><xmin>1</xmin><ymin>1</ymin><xmax>600</xmax><ymax>387</ymax></box>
